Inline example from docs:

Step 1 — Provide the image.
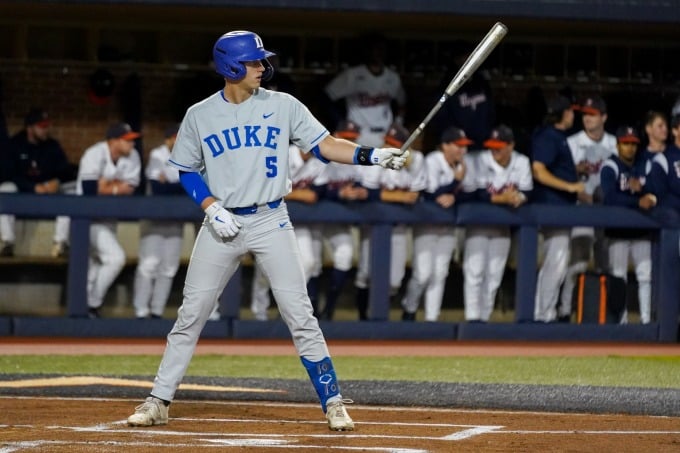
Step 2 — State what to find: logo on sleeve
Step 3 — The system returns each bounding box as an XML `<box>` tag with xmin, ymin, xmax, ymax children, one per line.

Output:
<box><xmin>279</xmin><ymin>221</ymin><xmax>287</xmax><ymax>228</ymax></box>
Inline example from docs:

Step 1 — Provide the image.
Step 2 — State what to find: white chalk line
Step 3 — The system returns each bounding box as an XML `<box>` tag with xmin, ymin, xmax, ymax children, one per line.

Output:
<box><xmin>2</xmin><ymin>397</ymin><xmax>679</xmax><ymax>453</ymax></box>
<box><xmin>5</xmin><ymin>394</ymin><xmax>672</xmax><ymax>419</ymax></box>
<box><xmin>0</xmin><ymin>439</ymin><xmax>428</xmax><ymax>452</ymax></box>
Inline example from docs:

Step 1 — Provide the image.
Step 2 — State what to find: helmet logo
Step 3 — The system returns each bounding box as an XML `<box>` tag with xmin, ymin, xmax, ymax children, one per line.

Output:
<box><xmin>253</xmin><ymin>34</ymin><xmax>264</xmax><ymax>50</ymax></box>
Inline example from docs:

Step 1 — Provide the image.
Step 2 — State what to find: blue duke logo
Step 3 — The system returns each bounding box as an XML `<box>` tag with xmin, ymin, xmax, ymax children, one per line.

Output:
<box><xmin>203</xmin><ymin>125</ymin><xmax>281</xmax><ymax>157</ymax></box>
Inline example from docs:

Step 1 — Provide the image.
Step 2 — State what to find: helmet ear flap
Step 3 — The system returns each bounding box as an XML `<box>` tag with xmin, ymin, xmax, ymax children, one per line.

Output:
<box><xmin>214</xmin><ymin>46</ymin><xmax>247</xmax><ymax>82</ymax></box>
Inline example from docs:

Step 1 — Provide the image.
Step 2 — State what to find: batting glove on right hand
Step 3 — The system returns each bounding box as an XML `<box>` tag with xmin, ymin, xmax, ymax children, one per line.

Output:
<box><xmin>372</xmin><ymin>148</ymin><xmax>410</xmax><ymax>171</ymax></box>
<box><xmin>205</xmin><ymin>201</ymin><xmax>242</xmax><ymax>239</ymax></box>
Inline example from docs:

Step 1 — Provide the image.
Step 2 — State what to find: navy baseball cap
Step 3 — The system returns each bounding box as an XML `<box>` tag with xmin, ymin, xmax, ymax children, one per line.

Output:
<box><xmin>546</xmin><ymin>95</ymin><xmax>576</xmax><ymax>116</ymax></box>
<box><xmin>615</xmin><ymin>126</ymin><xmax>640</xmax><ymax>144</ymax></box>
<box><xmin>24</xmin><ymin>108</ymin><xmax>50</xmax><ymax>127</ymax></box>
<box><xmin>384</xmin><ymin>122</ymin><xmax>409</xmax><ymax>148</ymax></box>
<box><xmin>483</xmin><ymin>125</ymin><xmax>515</xmax><ymax>149</ymax></box>
<box><xmin>441</xmin><ymin>126</ymin><xmax>473</xmax><ymax>146</ymax></box>
<box><xmin>106</xmin><ymin>122</ymin><xmax>141</xmax><ymax>140</ymax></box>
<box><xmin>580</xmin><ymin>96</ymin><xmax>607</xmax><ymax>115</ymax></box>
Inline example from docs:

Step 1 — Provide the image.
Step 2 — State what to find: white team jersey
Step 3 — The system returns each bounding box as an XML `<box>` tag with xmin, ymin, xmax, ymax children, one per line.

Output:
<box><xmin>567</xmin><ymin>130</ymin><xmax>617</xmax><ymax>195</ymax></box>
<box><xmin>325</xmin><ymin>65</ymin><xmax>406</xmax><ymax>135</ymax></box>
<box><xmin>146</xmin><ymin>144</ymin><xmax>180</xmax><ymax>183</ymax></box>
<box><xmin>464</xmin><ymin>150</ymin><xmax>533</xmax><ymax>194</ymax></box>
<box><xmin>314</xmin><ymin>161</ymin><xmax>360</xmax><ymax>189</ymax></box>
<box><xmin>76</xmin><ymin>141</ymin><xmax>141</xmax><ymax>195</ymax></box>
<box><xmin>424</xmin><ymin>150</ymin><xmax>459</xmax><ymax>194</ymax></box>
<box><xmin>168</xmin><ymin>89</ymin><xmax>329</xmax><ymax>208</ymax></box>
<box><xmin>356</xmin><ymin>165</ymin><xmax>384</xmax><ymax>190</ymax></box>
<box><xmin>380</xmin><ymin>150</ymin><xmax>427</xmax><ymax>192</ymax></box>
<box><xmin>144</xmin><ymin>144</ymin><xmax>180</xmax><ymax>196</ymax></box>
<box><xmin>288</xmin><ymin>145</ymin><xmax>327</xmax><ymax>189</ymax></box>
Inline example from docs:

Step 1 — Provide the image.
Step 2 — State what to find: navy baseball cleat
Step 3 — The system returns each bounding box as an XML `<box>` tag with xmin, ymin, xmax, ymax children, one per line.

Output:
<box><xmin>326</xmin><ymin>400</ymin><xmax>354</xmax><ymax>431</ymax></box>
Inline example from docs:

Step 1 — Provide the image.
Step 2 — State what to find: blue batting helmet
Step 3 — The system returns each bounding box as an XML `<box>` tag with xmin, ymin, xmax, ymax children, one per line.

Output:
<box><xmin>213</xmin><ymin>30</ymin><xmax>275</xmax><ymax>82</ymax></box>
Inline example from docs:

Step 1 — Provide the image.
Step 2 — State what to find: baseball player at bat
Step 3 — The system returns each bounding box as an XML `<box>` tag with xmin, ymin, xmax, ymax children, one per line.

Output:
<box><xmin>127</xmin><ymin>30</ymin><xmax>408</xmax><ymax>431</ymax></box>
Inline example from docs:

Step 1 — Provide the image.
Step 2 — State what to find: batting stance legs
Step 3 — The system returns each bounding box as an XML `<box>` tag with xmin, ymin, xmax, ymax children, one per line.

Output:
<box><xmin>142</xmin><ymin>205</ymin><xmax>349</xmax><ymax>421</ymax></box>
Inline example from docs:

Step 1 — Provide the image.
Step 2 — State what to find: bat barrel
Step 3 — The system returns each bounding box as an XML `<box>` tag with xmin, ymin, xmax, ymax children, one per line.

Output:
<box><xmin>398</xmin><ymin>22</ymin><xmax>508</xmax><ymax>155</ymax></box>
<box><xmin>444</xmin><ymin>22</ymin><xmax>507</xmax><ymax>96</ymax></box>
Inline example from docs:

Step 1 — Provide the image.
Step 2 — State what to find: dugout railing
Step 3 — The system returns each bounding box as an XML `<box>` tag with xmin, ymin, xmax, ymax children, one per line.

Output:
<box><xmin>0</xmin><ymin>193</ymin><xmax>678</xmax><ymax>343</ymax></box>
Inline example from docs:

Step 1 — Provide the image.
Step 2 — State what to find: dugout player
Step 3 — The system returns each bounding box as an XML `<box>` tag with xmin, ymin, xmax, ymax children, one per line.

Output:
<box><xmin>76</xmin><ymin>122</ymin><xmax>142</xmax><ymax>318</ymax></box>
<box><xmin>126</xmin><ymin>30</ymin><xmax>408</xmax><ymax>431</ymax></box>
<box><xmin>317</xmin><ymin>121</ymin><xmax>369</xmax><ymax>320</ymax></box>
<box><xmin>600</xmin><ymin>126</ymin><xmax>656</xmax><ymax>324</ymax></box>
<box><xmin>323</xmin><ymin>33</ymin><xmax>406</xmax><ymax>148</ymax></box>
<box><xmin>401</xmin><ymin>126</ymin><xmax>471</xmax><ymax>321</ymax></box>
<box><xmin>648</xmin><ymin>115</ymin><xmax>680</xmax><ymax>209</ymax></box>
<box><xmin>531</xmin><ymin>95</ymin><xmax>585</xmax><ymax>322</ymax></box>
<box><xmin>132</xmin><ymin>124</ymin><xmax>185</xmax><ymax>319</ymax></box>
<box><xmin>354</xmin><ymin>123</ymin><xmax>426</xmax><ymax>320</ymax></box>
<box><xmin>640</xmin><ymin>110</ymin><xmax>669</xmax><ymax>176</ymax></box>
<box><xmin>0</xmin><ymin>108</ymin><xmax>76</xmax><ymax>257</ymax></box>
<box><xmin>558</xmin><ymin>96</ymin><xmax>617</xmax><ymax>322</ymax></box>
<box><xmin>461</xmin><ymin>125</ymin><xmax>532</xmax><ymax>322</ymax></box>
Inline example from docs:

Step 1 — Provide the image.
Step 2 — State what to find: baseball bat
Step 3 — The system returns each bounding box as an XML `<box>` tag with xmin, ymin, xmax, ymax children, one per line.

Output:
<box><xmin>399</xmin><ymin>22</ymin><xmax>508</xmax><ymax>154</ymax></box>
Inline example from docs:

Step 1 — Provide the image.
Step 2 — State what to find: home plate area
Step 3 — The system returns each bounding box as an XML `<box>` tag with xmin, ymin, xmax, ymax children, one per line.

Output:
<box><xmin>2</xmin><ymin>398</ymin><xmax>680</xmax><ymax>452</ymax></box>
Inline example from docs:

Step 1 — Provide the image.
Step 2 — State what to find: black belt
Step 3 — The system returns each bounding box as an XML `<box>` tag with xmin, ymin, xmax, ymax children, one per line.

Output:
<box><xmin>229</xmin><ymin>198</ymin><xmax>282</xmax><ymax>215</ymax></box>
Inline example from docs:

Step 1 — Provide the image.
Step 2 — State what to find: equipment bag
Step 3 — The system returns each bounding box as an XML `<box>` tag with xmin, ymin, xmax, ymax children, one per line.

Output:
<box><xmin>575</xmin><ymin>272</ymin><xmax>626</xmax><ymax>324</ymax></box>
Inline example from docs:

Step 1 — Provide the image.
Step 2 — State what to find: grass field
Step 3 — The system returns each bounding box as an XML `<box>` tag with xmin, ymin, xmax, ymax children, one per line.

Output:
<box><xmin>2</xmin><ymin>354</ymin><xmax>679</xmax><ymax>388</ymax></box>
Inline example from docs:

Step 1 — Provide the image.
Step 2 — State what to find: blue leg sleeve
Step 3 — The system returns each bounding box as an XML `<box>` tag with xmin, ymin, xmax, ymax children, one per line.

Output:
<box><xmin>301</xmin><ymin>356</ymin><xmax>340</xmax><ymax>413</ymax></box>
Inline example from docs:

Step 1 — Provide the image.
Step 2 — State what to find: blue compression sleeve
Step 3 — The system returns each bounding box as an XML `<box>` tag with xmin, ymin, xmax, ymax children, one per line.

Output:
<box><xmin>310</xmin><ymin>145</ymin><xmax>330</xmax><ymax>164</ymax></box>
<box><xmin>301</xmin><ymin>356</ymin><xmax>341</xmax><ymax>413</ymax></box>
<box><xmin>179</xmin><ymin>171</ymin><xmax>212</xmax><ymax>205</ymax></box>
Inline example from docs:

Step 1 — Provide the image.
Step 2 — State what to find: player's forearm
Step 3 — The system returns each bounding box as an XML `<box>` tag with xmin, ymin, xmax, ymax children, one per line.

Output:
<box><xmin>380</xmin><ymin>189</ymin><xmax>419</xmax><ymax>204</ymax></box>
<box><xmin>532</xmin><ymin>164</ymin><xmax>575</xmax><ymax>192</ymax></box>
<box><xmin>179</xmin><ymin>170</ymin><xmax>214</xmax><ymax>208</ymax></box>
<box><xmin>317</xmin><ymin>136</ymin><xmax>362</xmax><ymax>164</ymax></box>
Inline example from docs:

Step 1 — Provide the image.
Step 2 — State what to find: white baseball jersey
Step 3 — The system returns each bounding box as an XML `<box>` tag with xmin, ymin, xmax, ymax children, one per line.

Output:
<box><xmin>424</xmin><ymin>150</ymin><xmax>461</xmax><ymax>195</ymax></box>
<box><xmin>567</xmin><ymin>131</ymin><xmax>617</xmax><ymax>195</ymax></box>
<box><xmin>168</xmin><ymin>89</ymin><xmax>328</xmax><ymax>208</ymax></box>
<box><xmin>146</xmin><ymin>144</ymin><xmax>180</xmax><ymax>186</ymax></box>
<box><xmin>380</xmin><ymin>150</ymin><xmax>427</xmax><ymax>192</ymax></box>
<box><xmin>314</xmin><ymin>161</ymin><xmax>361</xmax><ymax>188</ymax></box>
<box><xmin>325</xmin><ymin>65</ymin><xmax>406</xmax><ymax>136</ymax></box>
<box><xmin>464</xmin><ymin>150</ymin><xmax>533</xmax><ymax>194</ymax></box>
<box><xmin>288</xmin><ymin>145</ymin><xmax>327</xmax><ymax>188</ymax></box>
<box><xmin>76</xmin><ymin>141</ymin><xmax>141</xmax><ymax>194</ymax></box>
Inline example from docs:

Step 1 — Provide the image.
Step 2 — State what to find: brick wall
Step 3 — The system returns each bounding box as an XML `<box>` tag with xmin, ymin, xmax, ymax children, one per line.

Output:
<box><xmin>0</xmin><ymin>61</ymin><xmax>217</xmax><ymax>164</ymax></box>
